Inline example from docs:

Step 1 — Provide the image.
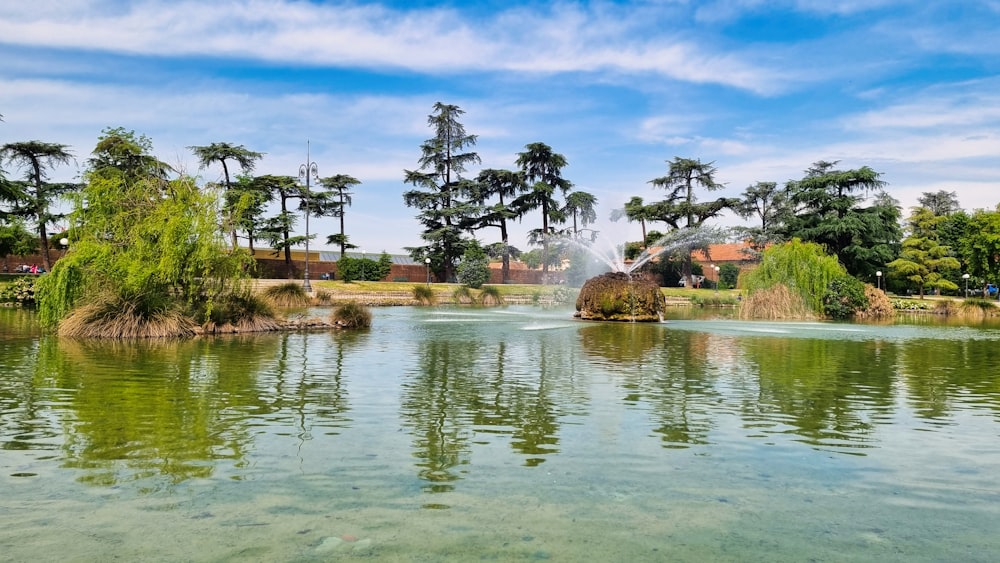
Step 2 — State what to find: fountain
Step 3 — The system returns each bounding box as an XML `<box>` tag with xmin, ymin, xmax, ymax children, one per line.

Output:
<box><xmin>568</xmin><ymin>226</ymin><xmax>727</xmax><ymax>322</ymax></box>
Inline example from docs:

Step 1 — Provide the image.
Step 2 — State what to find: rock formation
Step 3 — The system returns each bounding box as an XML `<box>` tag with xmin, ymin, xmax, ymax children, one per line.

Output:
<box><xmin>574</xmin><ymin>272</ymin><xmax>666</xmax><ymax>322</ymax></box>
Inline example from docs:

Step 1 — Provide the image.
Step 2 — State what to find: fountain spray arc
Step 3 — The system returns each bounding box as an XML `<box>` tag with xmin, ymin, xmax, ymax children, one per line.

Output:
<box><xmin>569</xmin><ymin>226</ymin><xmax>731</xmax><ymax>322</ymax></box>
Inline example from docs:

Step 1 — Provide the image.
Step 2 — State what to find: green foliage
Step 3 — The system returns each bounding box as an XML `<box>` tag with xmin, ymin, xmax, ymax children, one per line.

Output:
<box><xmin>718</xmin><ymin>263</ymin><xmax>739</xmax><ymax>289</ymax></box>
<box><xmin>779</xmin><ymin>161</ymin><xmax>901</xmax><ymax>278</ymax></box>
<box><xmin>403</xmin><ymin>103</ymin><xmax>481</xmax><ymax>282</ymax></box>
<box><xmin>330</xmin><ymin>301</ymin><xmax>372</xmax><ymax>329</ymax></box>
<box><xmin>822</xmin><ymin>275</ymin><xmax>868</xmax><ymax>319</ymax></box>
<box><xmin>0</xmin><ymin>219</ymin><xmax>37</xmax><ymax>260</ymax></box>
<box><xmin>0</xmin><ymin>277</ymin><xmax>37</xmax><ymax>306</ymax></box>
<box><xmin>887</xmin><ymin>207</ymin><xmax>961</xmax><ymax>297</ymax></box>
<box><xmin>513</xmin><ymin>142</ymin><xmax>572</xmax><ymax>275</ymax></box>
<box><xmin>740</xmin><ymin>239</ymin><xmax>847</xmax><ymax>315</ymax></box>
<box><xmin>337</xmin><ymin>252</ymin><xmax>391</xmax><ymax>282</ymax></box>
<box><xmin>35</xmin><ymin>131</ymin><xmax>256</xmax><ymax>334</ymax></box>
<box><xmin>961</xmin><ymin>208</ymin><xmax>1000</xmax><ymax>291</ymax></box>
<box><xmin>456</xmin><ymin>241</ymin><xmax>490</xmax><ymax>289</ymax></box>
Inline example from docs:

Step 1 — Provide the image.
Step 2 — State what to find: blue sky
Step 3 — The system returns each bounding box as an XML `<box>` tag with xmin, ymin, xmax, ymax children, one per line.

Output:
<box><xmin>2</xmin><ymin>0</ymin><xmax>1000</xmax><ymax>256</ymax></box>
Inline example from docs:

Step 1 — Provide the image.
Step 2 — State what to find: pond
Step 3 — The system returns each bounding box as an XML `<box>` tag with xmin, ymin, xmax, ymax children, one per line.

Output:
<box><xmin>2</xmin><ymin>305</ymin><xmax>1000</xmax><ymax>561</ymax></box>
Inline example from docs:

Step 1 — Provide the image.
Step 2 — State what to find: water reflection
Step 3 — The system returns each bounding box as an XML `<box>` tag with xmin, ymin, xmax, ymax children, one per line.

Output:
<box><xmin>3</xmin><ymin>308</ymin><xmax>1000</xmax><ymax>489</ymax></box>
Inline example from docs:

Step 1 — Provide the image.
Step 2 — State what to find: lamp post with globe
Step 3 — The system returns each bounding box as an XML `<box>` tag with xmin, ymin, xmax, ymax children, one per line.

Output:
<box><xmin>297</xmin><ymin>142</ymin><xmax>319</xmax><ymax>293</ymax></box>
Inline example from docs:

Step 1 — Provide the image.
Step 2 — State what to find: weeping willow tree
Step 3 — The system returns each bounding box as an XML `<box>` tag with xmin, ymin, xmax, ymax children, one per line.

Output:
<box><xmin>739</xmin><ymin>238</ymin><xmax>847</xmax><ymax>318</ymax></box>
<box><xmin>35</xmin><ymin>129</ymin><xmax>261</xmax><ymax>338</ymax></box>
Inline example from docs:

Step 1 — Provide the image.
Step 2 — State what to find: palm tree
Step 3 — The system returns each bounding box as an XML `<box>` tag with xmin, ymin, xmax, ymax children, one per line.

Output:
<box><xmin>563</xmin><ymin>190</ymin><xmax>598</xmax><ymax>240</ymax></box>
<box><xmin>514</xmin><ymin>142</ymin><xmax>572</xmax><ymax>277</ymax></box>
<box><xmin>319</xmin><ymin>174</ymin><xmax>362</xmax><ymax>258</ymax></box>
<box><xmin>0</xmin><ymin>141</ymin><xmax>75</xmax><ymax>270</ymax></box>
<box><xmin>610</xmin><ymin>196</ymin><xmax>657</xmax><ymax>246</ymax></box>
<box><xmin>189</xmin><ymin>142</ymin><xmax>264</xmax><ymax>248</ymax></box>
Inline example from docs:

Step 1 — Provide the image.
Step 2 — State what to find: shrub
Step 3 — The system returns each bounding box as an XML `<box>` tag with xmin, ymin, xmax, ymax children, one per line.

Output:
<box><xmin>313</xmin><ymin>289</ymin><xmax>332</xmax><ymax>305</ymax></box>
<box><xmin>740</xmin><ymin>239</ymin><xmax>846</xmax><ymax>316</ymax></box>
<box><xmin>0</xmin><ymin>277</ymin><xmax>37</xmax><ymax>306</ymax></box>
<box><xmin>822</xmin><ymin>275</ymin><xmax>867</xmax><ymax>319</ymax></box>
<box><xmin>456</xmin><ymin>241</ymin><xmax>490</xmax><ymax>289</ymax></box>
<box><xmin>331</xmin><ymin>301</ymin><xmax>372</xmax><ymax>329</ymax></box>
<box><xmin>337</xmin><ymin>252</ymin><xmax>392</xmax><ymax>282</ymax></box>
<box><xmin>855</xmin><ymin>285</ymin><xmax>894</xmax><ymax>319</ymax></box>
<box><xmin>262</xmin><ymin>282</ymin><xmax>311</xmax><ymax>308</ymax></box>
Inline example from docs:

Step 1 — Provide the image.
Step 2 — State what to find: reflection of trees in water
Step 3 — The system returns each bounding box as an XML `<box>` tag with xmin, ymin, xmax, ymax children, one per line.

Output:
<box><xmin>400</xmin><ymin>338</ymin><xmax>481</xmax><ymax>491</ymax></box>
<box><xmin>644</xmin><ymin>331</ymin><xmax>720</xmax><ymax>448</ymax></box>
<box><xmin>580</xmin><ymin>325</ymin><xmax>719</xmax><ymax>448</ymax></box>
<box><xmin>22</xmin><ymin>332</ymin><xmax>352</xmax><ymax>489</ymax></box>
<box><xmin>740</xmin><ymin>337</ymin><xmax>897</xmax><ymax>451</ymax></box>
<box><xmin>400</xmin><ymin>328</ymin><xmax>583</xmax><ymax>490</ymax></box>
<box><xmin>900</xmin><ymin>338</ymin><xmax>1000</xmax><ymax>421</ymax></box>
<box><xmin>33</xmin><ymin>337</ymin><xmax>267</xmax><ymax>486</ymax></box>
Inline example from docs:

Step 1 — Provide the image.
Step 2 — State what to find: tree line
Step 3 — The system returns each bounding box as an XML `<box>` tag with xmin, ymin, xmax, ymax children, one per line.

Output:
<box><xmin>3</xmin><ymin>106</ymin><xmax>1000</xmax><ymax>296</ymax></box>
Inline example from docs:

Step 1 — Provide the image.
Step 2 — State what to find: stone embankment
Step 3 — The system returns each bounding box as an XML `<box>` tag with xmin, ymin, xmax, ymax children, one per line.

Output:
<box><xmin>251</xmin><ymin>279</ymin><xmax>567</xmax><ymax>307</ymax></box>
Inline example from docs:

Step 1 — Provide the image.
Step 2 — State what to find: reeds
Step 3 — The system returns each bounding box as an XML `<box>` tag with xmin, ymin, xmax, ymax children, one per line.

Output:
<box><xmin>739</xmin><ymin>284</ymin><xmax>816</xmax><ymax>320</ymax></box>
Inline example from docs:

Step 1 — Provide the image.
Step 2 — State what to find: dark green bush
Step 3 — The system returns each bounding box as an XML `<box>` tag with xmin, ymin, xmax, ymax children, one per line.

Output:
<box><xmin>822</xmin><ymin>275</ymin><xmax>867</xmax><ymax>319</ymax></box>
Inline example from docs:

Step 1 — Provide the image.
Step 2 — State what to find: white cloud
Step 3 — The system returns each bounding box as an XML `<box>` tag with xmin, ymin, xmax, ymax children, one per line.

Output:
<box><xmin>0</xmin><ymin>0</ymin><xmax>784</xmax><ymax>93</ymax></box>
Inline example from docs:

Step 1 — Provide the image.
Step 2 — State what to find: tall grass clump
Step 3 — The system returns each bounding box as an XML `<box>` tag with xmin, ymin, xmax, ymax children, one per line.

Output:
<box><xmin>412</xmin><ymin>285</ymin><xmax>436</xmax><ymax>305</ymax></box>
<box><xmin>58</xmin><ymin>290</ymin><xmax>197</xmax><ymax>339</ymax></box>
<box><xmin>452</xmin><ymin>285</ymin><xmax>474</xmax><ymax>304</ymax></box>
<box><xmin>739</xmin><ymin>284</ymin><xmax>815</xmax><ymax>320</ymax></box>
<box><xmin>960</xmin><ymin>298</ymin><xmax>998</xmax><ymax>318</ymax></box>
<box><xmin>740</xmin><ymin>239</ymin><xmax>846</xmax><ymax>318</ymax></box>
<box><xmin>262</xmin><ymin>282</ymin><xmax>311</xmax><ymax>308</ymax></box>
<box><xmin>196</xmin><ymin>290</ymin><xmax>281</xmax><ymax>333</ymax></box>
<box><xmin>479</xmin><ymin>285</ymin><xmax>504</xmax><ymax>306</ymax></box>
<box><xmin>331</xmin><ymin>301</ymin><xmax>372</xmax><ymax>329</ymax></box>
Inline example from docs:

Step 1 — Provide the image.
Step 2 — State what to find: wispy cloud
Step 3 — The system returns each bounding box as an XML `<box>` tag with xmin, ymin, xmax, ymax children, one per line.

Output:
<box><xmin>0</xmin><ymin>1</ymin><xmax>786</xmax><ymax>93</ymax></box>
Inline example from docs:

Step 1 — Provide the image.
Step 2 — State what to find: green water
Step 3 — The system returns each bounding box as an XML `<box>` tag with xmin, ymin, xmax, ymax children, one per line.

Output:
<box><xmin>2</xmin><ymin>305</ymin><xmax>999</xmax><ymax>562</ymax></box>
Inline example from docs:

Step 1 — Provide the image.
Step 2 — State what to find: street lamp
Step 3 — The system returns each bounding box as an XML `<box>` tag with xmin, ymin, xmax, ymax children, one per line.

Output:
<box><xmin>876</xmin><ymin>270</ymin><xmax>882</xmax><ymax>292</ymax></box>
<box><xmin>298</xmin><ymin>141</ymin><xmax>319</xmax><ymax>293</ymax></box>
<box><xmin>425</xmin><ymin>256</ymin><xmax>431</xmax><ymax>286</ymax></box>
<box><xmin>59</xmin><ymin>237</ymin><xmax>69</xmax><ymax>258</ymax></box>
<box><xmin>713</xmin><ymin>265</ymin><xmax>720</xmax><ymax>293</ymax></box>
<box><xmin>963</xmin><ymin>273</ymin><xmax>970</xmax><ymax>296</ymax></box>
